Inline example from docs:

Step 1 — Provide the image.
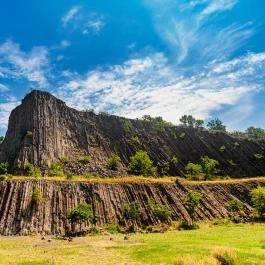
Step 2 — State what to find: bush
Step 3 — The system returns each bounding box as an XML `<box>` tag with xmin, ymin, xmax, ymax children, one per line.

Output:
<box><xmin>183</xmin><ymin>191</ymin><xmax>202</xmax><ymax>221</ymax></box>
<box><xmin>67</xmin><ymin>202</ymin><xmax>94</xmax><ymax>224</ymax></box>
<box><xmin>227</xmin><ymin>198</ymin><xmax>243</xmax><ymax>213</ymax></box>
<box><xmin>178</xmin><ymin>220</ymin><xmax>199</xmax><ymax>230</ymax></box>
<box><xmin>250</xmin><ymin>186</ymin><xmax>265</xmax><ymax>217</ymax></box>
<box><xmin>26</xmin><ymin>130</ymin><xmax>33</xmax><ymax>137</ymax></box>
<box><xmin>0</xmin><ymin>175</ymin><xmax>7</xmax><ymax>181</ymax></box>
<box><xmin>185</xmin><ymin>162</ymin><xmax>202</xmax><ymax>180</ymax></box>
<box><xmin>120</xmin><ymin>118</ymin><xmax>132</xmax><ymax>132</ymax></box>
<box><xmin>123</xmin><ymin>201</ymin><xmax>142</xmax><ymax>222</ymax></box>
<box><xmin>200</xmin><ymin>156</ymin><xmax>219</xmax><ymax>180</ymax></box>
<box><xmin>128</xmin><ymin>150</ymin><xmax>156</xmax><ymax>176</ymax></box>
<box><xmin>213</xmin><ymin>247</ymin><xmax>236</xmax><ymax>265</ymax></box>
<box><xmin>148</xmin><ymin>197</ymin><xmax>172</xmax><ymax>223</ymax></box>
<box><xmin>106</xmin><ymin>154</ymin><xmax>121</xmax><ymax>170</ymax></box>
<box><xmin>24</xmin><ymin>162</ymin><xmax>41</xmax><ymax>177</ymax></box>
<box><xmin>31</xmin><ymin>187</ymin><xmax>42</xmax><ymax>204</ymax></box>
<box><xmin>65</xmin><ymin>171</ymin><xmax>74</xmax><ymax>180</ymax></box>
<box><xmin>60</xmin><ymin>156</ymin><xmax>69</xmax><ymax>164</ymax></box>
<box><xmin>219</xmin><ymin>145</ymin><xmax>226</xmax><ymax>152</ymax></box>
<box><xmin>161</xmin><ymin>162</ymin><xmax>170</xmax><ymax>176</ymax></box>
<box><xmin>104</xmin><ymin>223</ymin><xmax>123</xmax><ymax>234</ymax></box>
<box><xmin>254</xmin><ymin>153</ymin><xmax>263</xmax><ymax>159</ymax></box>
<box><xmin>79</xmin><ymin>155</ymin><xmax>92</xmax><ymax>164</ymax></box>
<box><xmin>130</xmin><ymin>135</ymin><xmax>141</xmax><ymax>145</ymax></box>
<box><xmin>83</xmin><ymin>172</ymin><xmax>99</xmax><ymax>178</ymax></box>
<box><xmin>48</xmin><ymin>162</ymin><xmax>64</xmax><ymax>177</ymax></box>
<box><xmin>0</xmin><ymin>161</ymin><xmax>9</xmax><ymax>175</ymax></box>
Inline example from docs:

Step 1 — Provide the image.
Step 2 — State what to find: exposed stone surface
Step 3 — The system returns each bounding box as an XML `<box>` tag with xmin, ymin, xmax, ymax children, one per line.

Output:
<box><xmin>0</xmin><ymin>179</ymin><xmax>263</xmax><ymax>235</ymax></box>
<box><xmin>1</xmin><ymin>90</ymin><xmax>265</xmax><ymax>177</ymax></box>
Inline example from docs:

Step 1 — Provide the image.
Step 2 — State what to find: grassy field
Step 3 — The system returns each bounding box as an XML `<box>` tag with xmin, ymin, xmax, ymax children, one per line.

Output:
<box><xmin>0</xmin><ymin>223</ymin><xmax>265</xmax><ymax>265</ymax></box>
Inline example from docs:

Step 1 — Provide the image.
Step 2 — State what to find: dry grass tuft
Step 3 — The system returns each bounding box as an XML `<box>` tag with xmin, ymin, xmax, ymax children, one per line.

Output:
<box><xmin>175</xmin><ymin>255</ymin><xmax>218</xmax><ymax>265</ymax></box>
<box><xmin>212</xmin><ymin>247</ymin><xmax>237</xmax><ymax>265</ymax></box>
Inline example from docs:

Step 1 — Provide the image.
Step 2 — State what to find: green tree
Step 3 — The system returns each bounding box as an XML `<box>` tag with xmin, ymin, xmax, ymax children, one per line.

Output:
<box><xmin>200</xmin><ymin>156</ymin><xmax>219</xmax><ymax>180</ymax></box>
<box><xmin>0</xmin><ymin>162</ymin><xmax>9</xmax><ymax>175</ymax></box>
<box><xmin>185</xmin><ymin>162</ymin><xmax>202</xmax><ymax>180</ymax></box>
<box><xmin>106</xmin><ymin>154</ymin><xmax>121</xmax><ymax>170</ymax></box>
<box><xmin>179</xmin><ymin>115</ymin><xmax>204</xmax><ymax>128</ymax></box>
<box><xmin>250</xmin><ymin>186</ymin><xmax>265</xmax><ymax>217</ymax></box>
<box><xmin>246</xmin><ymin>127</ymin><xmax>265</xmax><ymax>139</ymax></box>
<box><xmin>128</xmin><ymin>150</ymin><xmax>156</xmax><ymax>176</ymax></box>
<box><xmin>183</xmin><ymin>191</ymin><xmax>202</xmax><ymax>222</ymax></box>
<box><xmin>207</xmin><ymin>118</ymin><xmax>226</xmax><ymax>132</ymax></box>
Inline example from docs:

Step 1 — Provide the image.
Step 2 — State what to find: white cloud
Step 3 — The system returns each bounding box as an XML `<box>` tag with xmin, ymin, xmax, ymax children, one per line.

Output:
<box><xmin>143</xmin><ymin>0</ymin><xmax>252</xmax><ymax>64</ymax></box>
<box><xmin>62</xmin><ymin>6</ymin><xmax>80</xmax><ymax>27</ymax></box>
<box><xmin>0</xmin><ymin>40</ymin><xmax>50</xmax><ymax>87</ymax></box>
<box><xmin>60</xmin><ymin>40</ymin><xmax>71</xmax><ymax>48</ymax></box>
<box><xmin>82</xmin><ymin>17</ymin><xmax>105</xmax><ymax>35</ymax></box>
<box><xmin>57</xmin><ymin>51</ymin><xmax>265</xmax><ymax>125</ymax></box>
<box><xmin>0</xmin><ymin>84</ymin><xmax>8</xmax><ymax>92</ymax></box>
<box><xmin>0</xmin><ymin>96</ymin><xmax>20</xmax><ymax>129</ymax></box>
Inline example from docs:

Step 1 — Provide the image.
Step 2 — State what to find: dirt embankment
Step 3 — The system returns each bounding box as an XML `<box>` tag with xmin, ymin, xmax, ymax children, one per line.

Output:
<box><xmin>0</xmin><ymin>178</ymin><xmax>264</xmax><ymax>235</ymax></box>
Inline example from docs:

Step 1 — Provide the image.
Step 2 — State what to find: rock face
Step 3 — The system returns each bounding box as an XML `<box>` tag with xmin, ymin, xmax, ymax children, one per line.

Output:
<box><xmin>0</xmin><ymin>179</ymin><xmax>263</xmax><ymax>235</ymax></box>
<box><xmin>1</xmin><ymin>89</ymin><xmax>265</xmax><ymax>177</ymax></box>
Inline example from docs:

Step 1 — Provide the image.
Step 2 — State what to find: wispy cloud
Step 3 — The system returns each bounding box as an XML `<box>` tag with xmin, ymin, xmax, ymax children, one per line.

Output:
<box><xmin>61</xmin><ymin>6</ymin><xmax>105</xmax><ymax>35</ymax></box>
<box><xmin>144</xmin><ymin>0</ymin><xmax>253</xmax><ymax>64</ymax></box>
<box><xmin>62</xmin><ymin>6</ymin><xmax>80</xmax><ymax>27</ymax></box>
<box><xmin>57</xmin><ymin>51</ymin><xmax>265</xmax><ymax>125</ymax></box>
<box><xmin>0</xmin><ymin>94</ymin><xmax>20</xmax><ymax>129</ymax></box>
<box><xmin>0</xmin><ymin>40</ymin><xmax>50</xmax><ymax>87</ymax></box>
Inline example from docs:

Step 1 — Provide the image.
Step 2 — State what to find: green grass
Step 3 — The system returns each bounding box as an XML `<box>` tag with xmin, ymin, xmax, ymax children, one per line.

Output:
<box><xmin>111</xmin><ymin>224</ymin><xmax>265</xmax><ymax>265</ymax></box>
<box><xmin>0</xmin><ymin>224</ymin><xmax>265</xmax><ymax>264</ymax></box>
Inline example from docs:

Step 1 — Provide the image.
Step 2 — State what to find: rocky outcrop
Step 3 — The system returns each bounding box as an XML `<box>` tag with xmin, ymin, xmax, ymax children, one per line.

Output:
<box><xmin>1</xmin><ymin>90</ymin><xmax>265</xmax><ymax>177</ymax></box>
<box><xmin>0</xmin><ymin>179</ymin><xmax>263</xmax><ymax>235</ymax></box>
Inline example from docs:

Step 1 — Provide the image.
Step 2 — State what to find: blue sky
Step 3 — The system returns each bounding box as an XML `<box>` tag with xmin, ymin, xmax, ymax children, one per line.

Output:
<box><xmin>0</xmin><ymin>0</ymin><xmax>265</xmax><ymax>135</ymax></box>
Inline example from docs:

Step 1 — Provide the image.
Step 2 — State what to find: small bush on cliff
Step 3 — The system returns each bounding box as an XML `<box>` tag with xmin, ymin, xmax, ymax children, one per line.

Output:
<box><xmin>106</xmin><ymin>154</ymin><xmax>121</xmax><ymax>170</ymax></box>
<box><xmin>200</xmin><ymin>156</ymin><xmax>219</xmax><ymax>180</ymax></box>
<box><xmin>31</xmin><ymin>187</ymin><xmax>42</xmax><ymax>204</ymax></box>
<box><xmin>79</xmin><ymin>155</ymin><xmax>92</xmax><ymax>164</ymax></box>
<box><xmin>123</xmin><ymin>201</ymin><xmax>142</xmax><ymax>222</ymax></box>
<box><xmin>148</xmin><ymin>197</ymin><xmax>172</xmax><ymax>223</ymax></box>
<box><xmin>185</xmin><ymin>162</ymin><xmax>202</xmax><ymax>180</ymax></box>
<box><xmin>120</xmin><ymin>118</ymin><xmax>132</xmax><ymax>132</ymax></box>
<box><xmin>0</xmin><ymin>161</ymin><xmax>9</xmax><ymax>175</ymax></box>
<box><xmin>183</xmin><ymin>190</ymin><xmax>202</xmax><ymax>224</ymax></box>
<box><xmin>250</xmin><ymin>186</ymin><xmax>265</xmax><ymax>217</ymax></box>
<box><xmin>24</xmin><ymin>162</ymin><xmax>41</xmax><ymax>177</ymax></box>
<box><xmin>128</xmin><ymin>150</ymin><xmax>156</xmax><ymax>176</ymax></box>
<box><xmin>48</xmin><ymin>162</ymin><xmax>64</xmax><ymax>177</ymax></box>
<box><xmin>227</xmin><ymin>198</ymin><xmax>243</xmax><ymax>213</ymax></box>
<box><xmin>67</xmin><ymin>202</ymin><xmax>94</xmax><ymax>224</ymax></box>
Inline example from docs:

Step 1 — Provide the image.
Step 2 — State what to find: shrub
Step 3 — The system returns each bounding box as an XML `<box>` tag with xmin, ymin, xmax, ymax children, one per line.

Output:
<box><xmin>83</xmin><ymin>172</ymin><xmax>99</xmax><ymax>178</ymax></box>
<box><xmin>219</xmin><ymin>145</ymin><xmax>226</xmax><ymax>152</ymax></box>
<box><xmin>128</xmin><ymin>150</ymin><xmax>156</xmax><ymax>176</ymax></box>
<box><xmin>106</xmin><ymin>154</ymin><xmax>121</xmax><ymax>170</ymax></box>
<box><xmin>24</xmin><ymin>162</ymin><xmax>41</xmax><ymax>177</ymax></box>
<box><xmin>60</xmin><ymin>156</ymin><xmax>69</xmax><ymax>164</ymax></box>
<box><xmin>130</xmin><ymin>135</ymin><xmax>141</xmax><ymax>145</ymax></box>
<box><xmin>0</xmin><ymin>136</ymin><xmax>4</xmax><ymax>143</ymax></box>
<box><xmin>123</xmin><ymin>201</ymin><xmax>142</xmax><ymax>222</ymax></box>
<box><xmin>213</xmin><ymin>247</ymin><xmax>236</xmax><ymax>265</ymax></box>
<box><xmin>185</xmin><ymin>162</ymin><xmax>202</xmax><ymax>180</ymax></box>
<box><xmin>171</xmin><ymin>156</ymin><xmax>178</xmax><ymax>165</ymax></box>
<box><xmin>48</xmin><ymin>162</ymin><xmax>64</xmax><ymax>177</ymax></box>
<box><xmin>250</xmin><ymin>186</ymin><xmax>265</xmax><ymax>217</ymax></box>
<box><xmin>0</xmin><ymin>175</ymin><xmax>7</xmax><ymax>181</ymax></box>
<box><xmin>183</xmin><ymin>191</ymin><xmax>202</xmax><ymax>222</ymax></box>
<box><xmin>178</xmin><ymin>220</ymin><xmax>199</xmax><ymax>230</ymax></box>
<box><xmin>31</xmin><ymin>187</ymin><xmax>42</xmax><ymax>204</ymax></box>
<box><xmin>120</xmin><ymin>118</ymin><xmax>132</xmax><ymax>132</ymax></box>
<box><xmin>148</xmin><ymin>197</ymin><xmax>172</xmax><ymax>223</ymax></box>
<box><xmin>254</xmin><ymin>153</ymin><xmax>263</xmax><ymax>159</ymax></box>
<box><xmin>227</xmin><ymin>198</ymin><xmax>243</xmax><ymax>213</ymax></box>
<box><xmin>179</xmin><ymin>132</ymin><xmax>186</xmax><ymax>139</ymax></box>
<box><xmin>65</xmin><ymin>171</ymin><xmax>74</xmax><ymax>180</ymax></box>
<box><xmin>79</xmin><ymin>155</ymin><xmax>92</xmax><ymax>164</ymax></box>
<box><xmin>26</xmin><ymin>130</ymin><xmax>33</xmax><ymax>137</ymax></box>
<box><xmin>0</xmin><ymin>161</ymin><xmax>9</xmax><ymax>175</ymax></box>
<box><xmin>67</xmin><ymin>202</ymin><xmax>94</xmax><ymax>224</ymax></box>
<box><xmin>104</xmin><ymin>223</ymin><xmax>123</xmax><ymax>234</ymax></box>
<box><xmin>161</xmin><ymin>162</ymin><xmax>170</xmax><ymax>176</ymax></box>
<box><xmin>200</xmin><ymin>156</ymin><xmax>219</xmax><ymax>180</ymax></box>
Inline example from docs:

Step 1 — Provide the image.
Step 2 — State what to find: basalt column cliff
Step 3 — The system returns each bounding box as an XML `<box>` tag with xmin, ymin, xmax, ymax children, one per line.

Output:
<box><xmin>1</xmin><ymin>90</ymin><xmax>265</xmax><ymax>177</ymax></box>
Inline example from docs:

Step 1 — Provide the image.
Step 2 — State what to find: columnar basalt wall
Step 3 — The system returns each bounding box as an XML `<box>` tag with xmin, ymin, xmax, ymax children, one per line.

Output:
<box><xmin>1</xmin><ymin>90</ymin><xmax>265</xmax><ymax>177</ymax></box>
<box><xmin>0</xmin><ymin>179</ymin><xmax>263</xmax><ymax>235</ymax></box>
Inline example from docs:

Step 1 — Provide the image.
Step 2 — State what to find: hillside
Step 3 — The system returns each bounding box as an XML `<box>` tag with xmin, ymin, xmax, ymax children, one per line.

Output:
<box><xmin>1</xmin><ymin>90</ymin><xmax>265</xmax><ymax>177</ymax></box>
